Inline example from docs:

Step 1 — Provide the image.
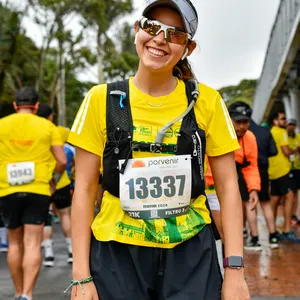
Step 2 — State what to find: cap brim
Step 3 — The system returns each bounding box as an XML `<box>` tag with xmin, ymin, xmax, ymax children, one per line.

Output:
<box><xmin>143</xmin><ymin>0</ymin><xmax>189</xmax><ymax>35</ymax></box>
<box><xmin>231</xmin><ymin>115</ymin><xmax>250</xmax><ymax>121</ymax></box>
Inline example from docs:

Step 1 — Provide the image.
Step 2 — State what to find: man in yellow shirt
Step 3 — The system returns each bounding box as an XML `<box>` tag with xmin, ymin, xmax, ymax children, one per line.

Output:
<box><xmin>269</xmin><ymin>112</ymin><xmax>300</xmax><ymax>242</ymax></box>
<box><xmin>37</xmin><ymin>104</ymin><xmax>73</xmax><ymax>267</ymax></box>
<box><xmin>286</xmin><ymin>118</ymin><xmax>300</xmax><ymax>225</ymax></box>
<box><xmin>0</xmin><ymin>87</ymin><xmax>67</xmax><ymax>300</ymax></box>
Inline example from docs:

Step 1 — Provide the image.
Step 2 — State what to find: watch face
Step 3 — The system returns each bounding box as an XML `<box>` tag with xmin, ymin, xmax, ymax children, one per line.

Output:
<box><xmin>229</xmin><ymin>256</ymin><xmax>243</xmax><ymax>268</ymax></box>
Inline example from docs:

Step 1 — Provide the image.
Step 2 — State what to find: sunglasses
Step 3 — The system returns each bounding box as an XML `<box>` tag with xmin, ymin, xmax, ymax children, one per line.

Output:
<box><xmin>139</xmin><ymin>16</ymin><xmax>191</xmax><ymax>45</ymax></box>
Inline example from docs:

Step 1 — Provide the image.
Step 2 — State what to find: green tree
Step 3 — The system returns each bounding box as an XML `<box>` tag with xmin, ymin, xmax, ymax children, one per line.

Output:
<box><xmin>104</xmin><ymin>22</ymin><xmax>139</xmax><ymax>81</ymax></box>
<box><xmin>219</xmin><ymin>79</ymin><xmax>257</xmax><ymax>107</ymax></box>
<box><xmin>0</xmin><ymin>3</ymin><xmax>20</xmax><ymax>99</ymax></box>
<box><xmin>27</xmin><ymin>0</ymin><xmax>96</xmax><ymax>125</ymax></box>
<box><xmin>80</xmin><ymin>0</ymin><xmax>134</xmax><ymax>83</ymax></box>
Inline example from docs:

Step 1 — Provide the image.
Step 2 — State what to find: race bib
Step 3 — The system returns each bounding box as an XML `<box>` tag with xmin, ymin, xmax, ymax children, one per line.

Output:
<box><xmin>119</xmin><ymin>155</ymin><xmax>192</xmax><ymax>219</ymax></box>
<box><xmin>7</xmin><ymin>162</ymin><xmax>35</xmax><ymax>186</ymax></box>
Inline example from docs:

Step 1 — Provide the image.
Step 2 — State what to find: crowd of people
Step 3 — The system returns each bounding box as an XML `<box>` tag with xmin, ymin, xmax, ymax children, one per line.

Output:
<box><xmin>0</xmin><ymin>1</ymin><xmax>299</xmax><ymax>300</ymax></box>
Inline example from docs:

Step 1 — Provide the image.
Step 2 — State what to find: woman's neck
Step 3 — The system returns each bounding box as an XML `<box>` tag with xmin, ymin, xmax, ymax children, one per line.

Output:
<box><xmin>134</xmin><ymin>67</ymin><xmax>177</xmax><ymax>97</ymax></box>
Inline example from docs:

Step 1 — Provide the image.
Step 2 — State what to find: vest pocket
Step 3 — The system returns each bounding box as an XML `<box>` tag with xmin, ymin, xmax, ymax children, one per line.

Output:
<box><xmin>177</xmin><ymin>128</ymin><xmax>206</xmax><ymax>199</ymax></box>
<box><xmin>103</xmin><ymin>131</ymin><xmax>132</xmax><ymax>198</ymax></box>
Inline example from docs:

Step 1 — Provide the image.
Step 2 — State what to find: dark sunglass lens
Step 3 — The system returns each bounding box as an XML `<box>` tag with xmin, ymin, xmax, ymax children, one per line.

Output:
<box><xmin>141</xmin><ymin>19</ymin><xmax>160</xmax><ymax>36</ymax></box>
<box><xmin>167</xmin><ymin>29</ymin><xmax>188</xmax><ymax>45</ymax></box>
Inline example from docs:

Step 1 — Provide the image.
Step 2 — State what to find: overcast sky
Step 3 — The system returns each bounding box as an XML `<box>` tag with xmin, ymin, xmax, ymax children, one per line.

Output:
<box><xmin>8</xmin><ymin>0</ymin><xmax>281</xmax><ymax>90</ymax></box>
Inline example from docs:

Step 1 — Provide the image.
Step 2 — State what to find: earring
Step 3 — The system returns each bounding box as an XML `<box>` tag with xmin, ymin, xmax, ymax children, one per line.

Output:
<box><xmin>181</xmin><ymin>48</ymin><xmax>189</xmax><ymax>60</ymax></box>
<box><xmin>134</xmin><ymin>32</ymin><xmax>139</xmax><ymax>45</ymax></box>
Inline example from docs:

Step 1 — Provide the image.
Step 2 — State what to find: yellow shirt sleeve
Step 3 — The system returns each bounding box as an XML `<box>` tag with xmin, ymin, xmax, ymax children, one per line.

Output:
<box><xmin>296</xmin><ymin>134</ymin><xmax>300</xmax><ymax>146</ymax></box>
<box><xmin>68</xmin><ymin>85</ymin><xmax>105</xmax><ymax>156</ymax></box>
<box><xmin>58</xmin><ymin>126</ymin><xmax>70</xmax><ymax>143</ymax></box>
<box><xmin>51</xmin><ymin>123</ymin><xmax>63</xmax><ymax>146</ymax></box>
<box><xmin>280</xmin><ymin>130</ymin><xmax>288</xmax><ymax>147</ymax></box>
<box><xmin>204</xmin><ymin>92</ymin><xmax>239</xmax><ymax>156</ymax></box>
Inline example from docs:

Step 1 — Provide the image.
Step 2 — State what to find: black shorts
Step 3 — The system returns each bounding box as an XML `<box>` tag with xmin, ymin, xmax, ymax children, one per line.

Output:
<box><xmin>237</xmin><ymin>170</ymin><xmax>249</xmax><ymax>201</ymax></box>
<box><xmin>44</xmin><ymin>211</ymin><xmax>53</xmax><ymax>227</ymax></box>
<box><xmin>90</xmin><ymin>225</ymin><xmax>222</xmax><ymax>300</ymax></box>
<box><xmin>98</xmin><ymin>174</ymin><xmax>103</xmax><ymax>185</ymax></box>
<box><xmin>238</xmin><ymin>167</ymin><xmax>270</xmax><ymax>202</ymax></box>
<box><xmin>291</xmin><ymin>170</ymin><xmax>300</xmax><ymax>190</ymax></box>
<box><xmin>0</xmin><ymin>193</ymin><xmax>50</xmax><ymax>229</ymax></box>
<box><xmin>270</xmin><ymin>172</ymin><xmax>296</xmax><ymax>196</ymax></box>
<box><xmin>258</xmin><ymin>167</ymin><xmax>270</xmax><ymax>201</ymax></box>
<box><xmin>51</xmin><ymin>185</ymin><xmax>71</xmax><ymax>209</ymax></box>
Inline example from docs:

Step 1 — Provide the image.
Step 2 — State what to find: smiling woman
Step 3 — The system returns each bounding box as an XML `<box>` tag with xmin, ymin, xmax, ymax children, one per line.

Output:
<box><xmin>67</xmin><ymin>1</ymin><xmax>250</xmax><ymax>300</ymax></box>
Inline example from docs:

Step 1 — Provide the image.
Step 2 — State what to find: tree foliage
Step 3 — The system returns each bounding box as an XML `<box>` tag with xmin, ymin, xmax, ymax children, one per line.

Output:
<box><xmin>219</xmin><ymin>79</ymin><xmax>257</xmax><ymax>107</ymax></box>
<box><xmin>0</xmin><ymin>0</ymin><xmax>138</xmax><ymax>125</ymax></box>
<box><xmin>0</xmin><ymin>3</ymin><xmax>21</xmax><ymax>99</ymax></box>
<box><xmin>79</xmin><ymin>0</ymin><xmax>134</xmax><ymax>83</ymax></box>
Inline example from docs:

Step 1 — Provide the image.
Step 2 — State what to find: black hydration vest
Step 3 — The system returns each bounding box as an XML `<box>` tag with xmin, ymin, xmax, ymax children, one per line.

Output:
<box><xmin>102</xmin><ymin>80</ymin><xmax>206</xmax><ymax>200</ymax></box>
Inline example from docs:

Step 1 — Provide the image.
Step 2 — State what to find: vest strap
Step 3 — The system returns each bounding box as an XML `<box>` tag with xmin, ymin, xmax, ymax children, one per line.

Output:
<box><xmin>131</xmin><ymin>142</ymin><xmax>177</xmax><ymax>154</ymax></box>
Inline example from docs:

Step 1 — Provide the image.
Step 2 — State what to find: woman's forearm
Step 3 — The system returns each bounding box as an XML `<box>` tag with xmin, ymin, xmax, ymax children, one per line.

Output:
<box><xmin>71</xmin><ymin>189</ymin><xmax>96</xmax><ymax>279</ymax></box>
<box><xmin>70</xmin><ymin>148</ymin><xmax>101</xmax><ymax>279</ymax></box>
<box><xmin>218</xmin><ymin>180</ymin><xmax>244</xmax><ymax>257</ymax></box>
<box><xmin>209</xmin><ymin>153</ymin><xmax>244</xmax><ymax>257</ymax></box>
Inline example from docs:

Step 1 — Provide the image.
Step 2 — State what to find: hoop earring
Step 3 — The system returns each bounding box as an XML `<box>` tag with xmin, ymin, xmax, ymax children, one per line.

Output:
<box><xmin>134</xmin><ymin>32</ymin><xmax>139</xmax><ymax>45</ymax></box>
<box><xmin>181</xmin><ymin>48</ymin><xmax>189</xmax><ymax>60</ymax></box>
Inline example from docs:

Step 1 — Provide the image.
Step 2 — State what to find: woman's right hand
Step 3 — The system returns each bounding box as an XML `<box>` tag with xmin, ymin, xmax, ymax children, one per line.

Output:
<box><xmin>70</xmin><ymin>281</ymin><xmax>99</xmax><ymax>300</ymax></box>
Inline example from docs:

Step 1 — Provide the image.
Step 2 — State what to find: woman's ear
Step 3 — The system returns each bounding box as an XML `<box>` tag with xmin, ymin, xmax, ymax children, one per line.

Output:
<box><xmin>186</xmin><ymin>41</ymin><xmax>197</xmax><ymax>57</ymax></box>
<box><xmin>134</xmin><ymin>20</ymin><xmax>139</xmax><ymax>34</ymax></box>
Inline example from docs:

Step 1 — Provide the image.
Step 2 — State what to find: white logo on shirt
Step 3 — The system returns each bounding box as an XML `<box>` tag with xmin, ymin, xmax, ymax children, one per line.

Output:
<box><xmin>71</xmin><ymin>93</ymin><xmax>92</xmax><ymax>134</ymax></box>
<box><xmin>220</xmin><ymin>98</ymin><xmax>236</xmax><ymax>139</ymax></box>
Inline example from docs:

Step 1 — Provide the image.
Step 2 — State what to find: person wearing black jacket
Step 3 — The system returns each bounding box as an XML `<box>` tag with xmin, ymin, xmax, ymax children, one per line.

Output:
<box><xmin>249</xmin><ymin>120</ymin><xmax>279</xmax><ymax>248</ymax></box>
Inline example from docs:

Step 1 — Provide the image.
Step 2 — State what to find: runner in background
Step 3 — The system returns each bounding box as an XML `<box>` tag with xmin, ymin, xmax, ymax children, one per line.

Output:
<box><xmin>0</xmin><ymin>217</ymin><xmax>8</xmax><ymax>252</ymax></box>
<box><xmin>286</xmin><ymin>118</ymin><xmax>300</xmax><ymax>225</ymax></box>
<box><xmin>228</xmin><ymin>102</ymin><xmax>263</xmax><ymax>251</ymax></box>
<box><xmin>0</xmin><ymin>87</ymin><xmax>66</xmax><ymax>300</ymax></box>
<box><xmin>249</xmin><ymin>116</ymin><xmax>279</xmax><ymax>248</ymax></box>
<box><xmin>37</xmin><ymin>104</ymin><xmax>73</xmax><ymax>267</ymax></box>
<box><xmin>64</xmin><ymin>142</ymin><xmax>76</xmax><ymax>198</ymax></box>
<box><xmin>269</xmin><ymin>112</ymin><xmax>300</xmax><ymax>242</ymax></box>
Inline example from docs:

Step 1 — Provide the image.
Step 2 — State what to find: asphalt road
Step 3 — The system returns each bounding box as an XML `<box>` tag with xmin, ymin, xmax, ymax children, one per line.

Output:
<box><xmin>0</xmin><ymin>224</ymin><xmax>299</xmax><ymax>299</ymax></box>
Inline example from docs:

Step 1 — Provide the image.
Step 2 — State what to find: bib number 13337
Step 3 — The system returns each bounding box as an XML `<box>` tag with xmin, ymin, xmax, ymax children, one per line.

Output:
<box><xmin>119</xmin><ymin>155</ymin><xmax>192</xmax><ymax>219</ymax></box>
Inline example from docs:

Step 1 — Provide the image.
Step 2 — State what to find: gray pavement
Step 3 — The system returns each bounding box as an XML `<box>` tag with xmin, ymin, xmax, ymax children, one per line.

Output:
<box><xmin>0</xmin><ymin>224</ymin><xmax>300</xmax><ymax>299</ymax></box>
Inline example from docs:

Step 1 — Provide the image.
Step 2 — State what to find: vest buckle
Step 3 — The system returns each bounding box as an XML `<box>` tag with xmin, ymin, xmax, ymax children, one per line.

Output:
<box><xmin>150</xmin><ymin>144</ymin><xmax>162</xmax><ymax>153</ymax></box>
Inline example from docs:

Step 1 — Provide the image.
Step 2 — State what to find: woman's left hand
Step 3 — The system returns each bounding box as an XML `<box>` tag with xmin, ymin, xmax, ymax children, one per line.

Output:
<box><xmin>222</xmin><ymin>269</ymin><xmax>250</xmax><ymax>300</ymax></box>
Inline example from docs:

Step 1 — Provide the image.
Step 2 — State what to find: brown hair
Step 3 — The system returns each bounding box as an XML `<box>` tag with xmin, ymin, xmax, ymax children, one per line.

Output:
<box><xmin>173</xmin><ymin>58</ymin><xmax>195</xmax><ymax>81</ymax></box>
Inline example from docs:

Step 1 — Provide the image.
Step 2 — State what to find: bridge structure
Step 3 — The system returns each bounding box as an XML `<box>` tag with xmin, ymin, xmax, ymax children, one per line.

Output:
<box><xmin>252</xmin><ymin>0</ymin><xmax>300</xmax><ymax>124</ymax></box>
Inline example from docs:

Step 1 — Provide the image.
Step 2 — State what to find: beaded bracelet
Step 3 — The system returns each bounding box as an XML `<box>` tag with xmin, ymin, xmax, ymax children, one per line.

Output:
<box><xmin>64</xmin><ymin>275</ymin><xmax>94</xmax><ymax>296</ymax></box>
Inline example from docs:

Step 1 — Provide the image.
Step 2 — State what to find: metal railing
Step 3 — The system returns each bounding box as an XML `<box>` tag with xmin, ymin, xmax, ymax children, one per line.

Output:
<box><xmin>252</xmin><ymin>0</ymin><xmax>300</xmax><ymax>123</ymax></box>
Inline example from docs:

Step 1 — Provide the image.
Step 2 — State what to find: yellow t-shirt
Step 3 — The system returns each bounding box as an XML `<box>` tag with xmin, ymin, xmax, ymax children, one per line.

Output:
<box><xmin>288</xmin><ymin>133</ymin><xmax>300</xmax><ymax>170</ymax></box>
<box><xmin>269</xmin><ymin>126</ymin><xmax>291</xmax><ymax>180</ymax></box>
<box><xmin>58</xmin><ymin>126</ymin><xmax>70</xmax><ymax>144</ymax></box>
<box><xmin>52</xmin><ymin>126</ymin><xmax>71</xmax><ymax>190</ymax></box>
<box><xmin>0</xmin><ymin>113</ymin><xmax>62</xmax><ymax>197</ymax></box>
<box><xmin>68</xmin><ymin>78</ymin><xmax>239</xmax><ymax>248</ymax></box>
